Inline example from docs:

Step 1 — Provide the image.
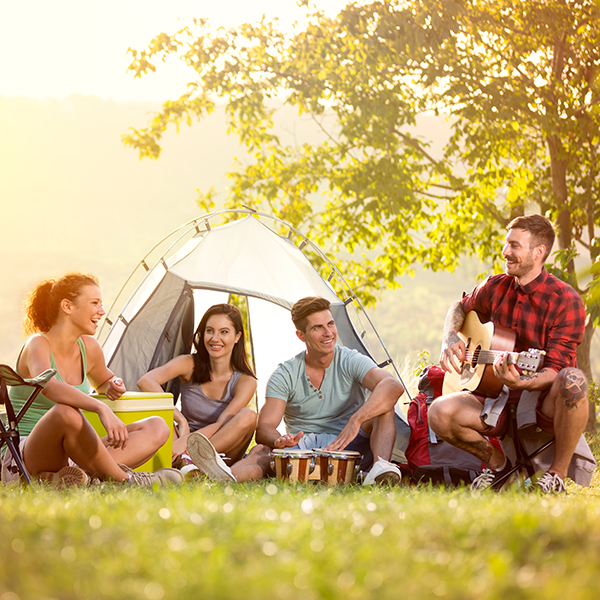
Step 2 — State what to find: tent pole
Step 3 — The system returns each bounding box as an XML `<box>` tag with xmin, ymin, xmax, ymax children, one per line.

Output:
<box><xmin>244</xmin><ymin>295</ymin><xmax>259</xmax><ymax>414</ymax></box>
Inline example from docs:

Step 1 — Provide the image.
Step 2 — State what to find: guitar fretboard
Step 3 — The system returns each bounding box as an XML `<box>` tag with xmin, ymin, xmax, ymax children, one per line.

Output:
<box><xmin>466</xmin><ymin>350</ymin><xmax>519</xmax><ymax>365</ymax></box>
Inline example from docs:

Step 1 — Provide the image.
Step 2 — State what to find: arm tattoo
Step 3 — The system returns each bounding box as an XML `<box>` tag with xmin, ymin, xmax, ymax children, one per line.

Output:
<box><xmin>519</xmin><ymin>372</ymin><xmax>539</xmax><ymax>382</ymax></box>
<box><xmin>447</xmin><ymin>304</ymin><xmax>465</xmax><ymax>333</ymax></box>
<box><xmin>443</xmin><ymin>302</ymin><xmax>465</xmax><ymax>347</ymax></box>
<box><xmin>519</xmin><ymin>367</ymin><xmax>549</xmax><ymax>384</ymax></box>
<box><xmin>446</xmin><ymin>331</ymin><xmax>461</xmax><ymax>347</ymax></box>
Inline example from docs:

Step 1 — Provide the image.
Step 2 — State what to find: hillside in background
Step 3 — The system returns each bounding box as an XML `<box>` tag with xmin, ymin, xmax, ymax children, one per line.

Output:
<box><xmin>1</xmin><ymin>95</ymin><xmax>597</xmax><ymax>380</ymax></box>
<box><xmin>1</xmin><ymin>94</ymin><xmax>229</xmax><ymax>361</ymax></box>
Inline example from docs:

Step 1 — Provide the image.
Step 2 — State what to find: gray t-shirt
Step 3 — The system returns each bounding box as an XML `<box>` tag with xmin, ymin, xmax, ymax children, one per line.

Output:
<box><xmin>180</xmin><ymin>370</ymin><xmax>242</xmax><ymax>432</ymax></box>
<box><xmin>265</xmin><ymin>345</ymin><xmax>376</xmax><ymax>435</ymax></box>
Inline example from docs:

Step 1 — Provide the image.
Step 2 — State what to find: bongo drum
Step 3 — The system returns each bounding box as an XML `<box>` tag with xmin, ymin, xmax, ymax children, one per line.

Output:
<box><xmin>270</xmin><ymin>449</ymin><xmax>316</xmax><ymax>482</ymax></box>
<box><xmin>314</xmin><ymin>450</ymin><xmax>362</xmax><ymax>485</ymax></box>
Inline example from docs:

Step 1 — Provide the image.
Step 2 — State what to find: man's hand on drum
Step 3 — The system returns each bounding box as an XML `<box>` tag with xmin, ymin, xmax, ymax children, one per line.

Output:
<box><xmin>439</xmin><ymin>331</ymin><xmax>466</xmax><ymax>374</ymax></box>
<box><xmin>324</xmin><ymin>418</ymin><xmax>360</xmax><ymax>452</ymax></box>
<box><xmin>273</xmin><ymin>431</ymin><xmax>303</xmax><ymax>449</ymax></box>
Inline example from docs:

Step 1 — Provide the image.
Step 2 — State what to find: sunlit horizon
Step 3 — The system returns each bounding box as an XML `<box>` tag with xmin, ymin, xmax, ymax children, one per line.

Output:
<box><xmin>0</xmin><ymin>0</ymin><xmax>355</xmax><ymax>364</ymax></box>
<box><xmin>1</xmin><ymin>0</ymin><xmax>352</xmax><ymax>102</ymax></box>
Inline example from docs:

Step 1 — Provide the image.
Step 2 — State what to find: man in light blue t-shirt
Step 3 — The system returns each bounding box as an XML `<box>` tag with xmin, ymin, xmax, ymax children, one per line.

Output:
<box><xmin>257</xmin><ymin>296</ymin><xmax>404</xmax><ymax>485</ymax></box>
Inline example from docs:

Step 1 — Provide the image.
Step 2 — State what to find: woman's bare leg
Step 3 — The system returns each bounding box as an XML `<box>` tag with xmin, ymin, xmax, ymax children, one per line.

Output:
<box><xmin>104</xmin><ymin>416</ymin><xmax>170</xmax><ymax>469</ymax></box>
<box><xmin>23</xmin><ymin>404</ymin><xmax>128</xmax><ymax>481</ymax></box>
<box><xmin>208</xmin><ymin>408</ymin><xmax>257</xmax><ymax>462</ymax></box>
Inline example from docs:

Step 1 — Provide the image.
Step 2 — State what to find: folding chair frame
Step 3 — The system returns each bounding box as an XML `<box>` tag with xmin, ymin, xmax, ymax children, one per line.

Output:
<box><xmin>0</xmin><ymin>365</ymin><xmax>56</xmax><ymax>485</ymax></box>
<box><xmin>491</xmin><ymin>402</ymin><xmax>555</xmax><ymax>491</ymax></box>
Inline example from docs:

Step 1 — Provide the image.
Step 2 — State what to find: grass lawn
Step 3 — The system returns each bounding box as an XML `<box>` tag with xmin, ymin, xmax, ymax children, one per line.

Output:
<box><xmin>1</xmin><ymin>450</ymin><xmax>600</xmax><ymax>600</ymax></box>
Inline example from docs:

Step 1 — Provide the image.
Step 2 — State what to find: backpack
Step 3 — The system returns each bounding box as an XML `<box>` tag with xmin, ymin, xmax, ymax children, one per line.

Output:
<box><xmin>402</xmin><ymin>365</ymin><xmax>502</xmax><ymax>486</ymax></box>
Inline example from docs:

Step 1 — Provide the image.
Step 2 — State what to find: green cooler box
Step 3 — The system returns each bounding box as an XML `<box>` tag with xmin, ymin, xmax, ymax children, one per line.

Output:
<box><xmin>85</xmin><ymin>392</ymin><xmax>174</xmax><ymax>472</ymax></box>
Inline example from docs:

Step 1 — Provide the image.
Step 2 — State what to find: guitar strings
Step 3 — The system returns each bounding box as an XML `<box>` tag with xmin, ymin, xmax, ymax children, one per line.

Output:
<box><xmin>464</xmin><ymin>349</ymin><xmax>516</xmax><ymax>364</ymax></box>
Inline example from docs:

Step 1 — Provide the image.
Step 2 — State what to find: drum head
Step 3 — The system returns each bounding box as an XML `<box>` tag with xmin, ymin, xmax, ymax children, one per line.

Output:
<box><xmin>312</xmin><ymin>449</ymin><xmax>361</xmax><ymax>459</ymax></box>
<box><xmin>271</xmin><ymin>449</ymin><xmax>314</xmax><ymax>458</ymax></box>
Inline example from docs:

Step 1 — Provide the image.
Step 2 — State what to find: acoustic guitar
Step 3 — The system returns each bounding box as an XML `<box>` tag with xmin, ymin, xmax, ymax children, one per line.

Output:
<box><xmin>441</xmin><ymin>311</ymin><xmax>546</xmax><ymax>397</ymax></box>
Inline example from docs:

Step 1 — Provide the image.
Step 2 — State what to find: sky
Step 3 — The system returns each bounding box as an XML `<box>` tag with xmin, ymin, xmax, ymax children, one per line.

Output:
<box><xmin>0</xmin><ymin>0</ymin><xmax>351</xmax><ymax>101</ymax></box>
<box><xmin>0</xmin><ymin>0</ymin><xmax>363</xmax><ymax>364</ymax></box>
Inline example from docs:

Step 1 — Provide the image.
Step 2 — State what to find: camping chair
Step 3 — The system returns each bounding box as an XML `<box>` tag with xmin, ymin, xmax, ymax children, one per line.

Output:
<box><xmin>490</xmin><ymin>402</ymin><xmax>555</xmax><ymax>491</ymax></box>
<box><xmin>0</xmin><ymin>365</ymin><xmax>56</xmax><ymax>485</ymax></box>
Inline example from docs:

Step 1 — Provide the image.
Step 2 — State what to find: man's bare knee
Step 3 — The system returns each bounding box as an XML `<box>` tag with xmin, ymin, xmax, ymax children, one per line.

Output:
<box><xmin>427</xmin><ymin>398</ymin><xmax>454</xmax><ymax>434</ymax></box>
<box><xmin>557</xmin><ymin>367</ymin><xmax>588</xmax><ymax>410</ymax></box>
<box><xmin>362</xmin><ymin>410</ymin><xmax>394</xmax><ymax>436</ymax></box>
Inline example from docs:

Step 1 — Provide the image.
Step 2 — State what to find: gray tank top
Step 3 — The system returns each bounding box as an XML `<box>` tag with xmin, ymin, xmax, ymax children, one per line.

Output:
<box><xmin>180</xmin><ymin>371</ymin><xmax>243</xmax><ymax>431</ymax></box>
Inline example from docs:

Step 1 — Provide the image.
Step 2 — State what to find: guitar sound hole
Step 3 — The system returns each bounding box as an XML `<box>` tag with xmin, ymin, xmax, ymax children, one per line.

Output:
<box><xmin>460</xmin><ymin>346</ymin><xmax>478</xmax><ymax>382</ymax></box>
<box><xmin>470</xmin><ymin>346</ymin><xmax>481</xmax><ymax>368</ymax></box>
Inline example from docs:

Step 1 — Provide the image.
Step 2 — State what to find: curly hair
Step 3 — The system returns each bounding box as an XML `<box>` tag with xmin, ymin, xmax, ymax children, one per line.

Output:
<box><xmin>22</xmin><ymin>272</ymin><xmax>99</xmax><ymax>334</ymax></box>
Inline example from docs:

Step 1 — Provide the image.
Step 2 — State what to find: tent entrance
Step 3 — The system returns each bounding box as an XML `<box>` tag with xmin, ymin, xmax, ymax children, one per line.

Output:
<box><xmin>99</xmin><ymin>210</ymin><xmax>407</xmax><ymax>423</ymax></box>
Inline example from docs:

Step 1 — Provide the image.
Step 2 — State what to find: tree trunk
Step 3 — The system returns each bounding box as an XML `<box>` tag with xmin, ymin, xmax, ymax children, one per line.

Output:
<box><xmin>547</xmin><ymin>135</ymin><xmax>571</xmax><ymax>248</ymax></box>
<box><xmin>578</xmin><ymin>321</ymin><xmax>597</xmax><ymax>433</ymax></box>
<box><xmin>547</xmin><ymin>108</ymin><xmax>595</xmax><ymax>431</ymax></box>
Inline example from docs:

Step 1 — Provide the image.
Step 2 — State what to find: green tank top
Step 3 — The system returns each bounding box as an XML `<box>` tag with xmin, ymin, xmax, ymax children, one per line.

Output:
<box><xmin>7</xmin><ymin>334</ymin><xmax>89</xmax><ymax>437</ymax></box>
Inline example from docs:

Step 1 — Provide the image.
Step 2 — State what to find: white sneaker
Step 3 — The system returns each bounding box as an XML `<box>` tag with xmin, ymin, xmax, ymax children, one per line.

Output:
<box><xmin>119</xmin><ymin>464</ymin><xmax>185</xmax><ymax>486</ymax></box>
<box><xmin>470</xmin><ymin>459</ymin><xmax>514</xmax><ymax>492</ymax></box>
<box><xmin>186</xmin><ymin>432</ymin><xmax>236</xmax><ymax>482</ymax></box>
<box><xmin>534</xmin><ymin>471</ymin><xmax>566</xmax><ymax>494</ymax></box>
<box><xmin>180</xmin><ymin>463</ymin><xmax>203</xmax><ymax>480</ymax></box>
<box><xmin>362</xmin><ymin>458</ymin><xmax>402</xmax><ymax>486</ymax></box>
<box><xmin>470</xmin><ymin>468</ymin><xmax>497</xmax><ymax>491</ymax></box>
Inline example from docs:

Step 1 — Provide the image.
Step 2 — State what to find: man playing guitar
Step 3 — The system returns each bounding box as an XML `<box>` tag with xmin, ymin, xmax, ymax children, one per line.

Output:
<box><xmin>428</xmin><ymin>214</ymin><xmax>590</xmax><ymax>493</ymax></box>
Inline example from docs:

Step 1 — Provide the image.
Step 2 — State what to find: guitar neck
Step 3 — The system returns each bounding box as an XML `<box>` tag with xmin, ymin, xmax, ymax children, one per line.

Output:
<box><xmin>475</xmin><ymin>350</ymin><xmax>520</xmax><ymax>365</ymax></box>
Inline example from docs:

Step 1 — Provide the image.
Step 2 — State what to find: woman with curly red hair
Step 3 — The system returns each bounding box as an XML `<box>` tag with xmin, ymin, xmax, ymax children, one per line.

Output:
<box><xmin>1</xmin><ymin>272</ymin><xmax>183</xmax><ymax>487</ymax></box>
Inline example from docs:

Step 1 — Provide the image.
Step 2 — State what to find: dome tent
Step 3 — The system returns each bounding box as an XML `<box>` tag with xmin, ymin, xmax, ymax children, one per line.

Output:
<box><xmin>99</xmin><ymin>210</ymin><xmax>409</xmax><ymax>453</ymax></box>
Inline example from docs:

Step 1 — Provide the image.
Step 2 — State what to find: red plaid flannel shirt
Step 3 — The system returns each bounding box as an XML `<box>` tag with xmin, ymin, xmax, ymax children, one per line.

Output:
<box><xmin>460</xmin><ymin>268</ymin><xmax>585</xmax><ymax>375</ymax></box>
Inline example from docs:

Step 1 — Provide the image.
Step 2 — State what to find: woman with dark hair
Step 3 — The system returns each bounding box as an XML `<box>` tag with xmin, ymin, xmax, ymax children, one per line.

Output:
<box><xmin>138</xmin><ymin>303</ymin><xmax>264</xmax><ymax>482</ymax></box>
<box><xmin>1</xmin><ymin>272</ymin><xmax>184</xmax><ymax>487</ymax></box>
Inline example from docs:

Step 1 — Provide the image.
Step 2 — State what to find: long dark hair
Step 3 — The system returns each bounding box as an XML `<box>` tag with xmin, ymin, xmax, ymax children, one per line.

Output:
<box><xmin>191</xmin><ymin>304</ymin><xmax>256</xmax><ymax>384</ymax></box>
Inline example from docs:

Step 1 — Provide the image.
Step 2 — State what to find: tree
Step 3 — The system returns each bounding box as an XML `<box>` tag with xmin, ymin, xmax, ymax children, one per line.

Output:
<box><xmin>124</xmin><ymin>0</ymin><xmax>600</xmax><ymax>423</ymax></box>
